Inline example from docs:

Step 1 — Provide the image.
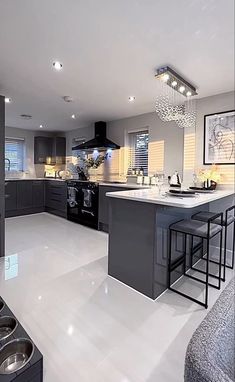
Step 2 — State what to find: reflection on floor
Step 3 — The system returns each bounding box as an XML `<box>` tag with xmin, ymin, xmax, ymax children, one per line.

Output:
<box><xmin>0</xmin><ymin>213</ymin><xmax>234</xmax><ymax>382</ymax></box>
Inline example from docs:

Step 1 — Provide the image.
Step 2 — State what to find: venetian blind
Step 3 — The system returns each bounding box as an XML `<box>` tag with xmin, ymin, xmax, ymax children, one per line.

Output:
<box><xmin>184</xmin><ymin>133</ymin><xmax>196</xmax><ymax>170</ymax></box>
<box><xmin>5</xmin><ymin>138</ymin><xmax>24</xmax><ymax>172</ymax></box>
<box><xmin>148</xmin><ymin>140</ymin><xmax>165</xmax><ymax>175</ymax></box>
<box><xmin>128</xmin><ymin>130</ymin><xmax>149</xmax><ymax>175</ymax></box>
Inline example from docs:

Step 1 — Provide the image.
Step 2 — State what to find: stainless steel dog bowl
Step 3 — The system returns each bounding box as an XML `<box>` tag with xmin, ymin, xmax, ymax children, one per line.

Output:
<box><xmin>0</xmin><ymin>316</ymin><xmax>18</xmax><ymax>341</ymax></box>
<box><xmin>0</xmin><ymin>338</ymin><xmax>34</xmax><ymax>374</ymax></box>
<box><xmin>0</xmin><ymin>301</ymin><xmax>4</xmax><ymax>313</ymax></box>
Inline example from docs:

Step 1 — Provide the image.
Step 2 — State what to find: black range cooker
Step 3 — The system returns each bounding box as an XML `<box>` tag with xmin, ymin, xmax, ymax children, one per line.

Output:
<box><xmin>67</xmin><ymin>180</ymin><xmax>99</xmax><ymax>229</ymax></box>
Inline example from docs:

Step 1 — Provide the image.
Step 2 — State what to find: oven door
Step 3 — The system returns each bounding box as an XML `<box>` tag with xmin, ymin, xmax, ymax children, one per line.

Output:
<box><xmin>67</xmin><ymin>184</ymin><xmax>99</xmax><ymax>229</ymax></box>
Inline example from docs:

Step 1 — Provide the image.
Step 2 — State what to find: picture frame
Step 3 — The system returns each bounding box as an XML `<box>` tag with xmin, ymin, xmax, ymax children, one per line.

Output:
<box><xmin>203</xmin><ymin>110</ymin><xmax>235</xmax><ymax>165</ymax></box>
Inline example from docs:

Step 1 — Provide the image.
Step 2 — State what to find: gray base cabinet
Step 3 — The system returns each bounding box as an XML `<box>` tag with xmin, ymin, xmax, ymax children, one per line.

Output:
<box><xmin>5</xmin><ymin>180</ymin><xmax>67</xmax><ymax>218</ymax></box>
<box><xmin>5</xmin><ymin>181</ymin><xmax>17</xmax><ymax>212</ymax></box>
<box><xmin>45</xmin><ymin>181</ymin><xmax>67</xmax><ymax>218</ymax></box>
<box><xmin>5</xmin><ymin>180</ymin><xmax>45</xmax><ymax>217</ymax></box>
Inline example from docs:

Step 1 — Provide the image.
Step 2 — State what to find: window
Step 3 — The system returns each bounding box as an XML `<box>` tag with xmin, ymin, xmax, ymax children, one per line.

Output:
<box><xmin>5</xmin><ymin>138</ymin><xmax>24</xmax><ymax>172</ymax></box>
<box><xmin>128</xmin><ymin>130</ymin><xmax>149</xmax><ymax>174</ymax></box>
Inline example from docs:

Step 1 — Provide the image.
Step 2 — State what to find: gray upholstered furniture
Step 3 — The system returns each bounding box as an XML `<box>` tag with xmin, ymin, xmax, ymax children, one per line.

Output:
<box><xmin>184</xmin><ymin>276</ymin><xmax>235</xmax><ymax>382</ymax></box>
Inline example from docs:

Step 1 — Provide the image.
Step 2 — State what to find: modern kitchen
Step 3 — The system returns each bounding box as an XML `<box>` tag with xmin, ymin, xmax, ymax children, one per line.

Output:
<box><xmin>0</xmin><ymin>1</ymin><xmax>234</xmax><ymax>382</ymax></box>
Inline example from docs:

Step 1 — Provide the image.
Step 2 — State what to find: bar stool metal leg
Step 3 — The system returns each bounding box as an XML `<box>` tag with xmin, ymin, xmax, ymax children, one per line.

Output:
<box><xmin>168</xmin><ymin>229</ymin><xmax>172</xmax><ymax>288</ymax></box>
<box><xmin>205</xmin><ymin>237</ymin><xmax>209</xmax><ymax>309</ymax></box>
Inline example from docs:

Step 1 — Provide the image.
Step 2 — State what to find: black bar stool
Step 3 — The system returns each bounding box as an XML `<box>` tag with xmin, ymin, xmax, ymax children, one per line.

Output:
<box><xmin>168</xmin><ymin>213</ymin><xmax>223</xmax><ymax>309</ymax></box>
<box><xmin>192</xmin><ymin>205</ymin><xmax>235</xmax><ymax>281</ymax></box>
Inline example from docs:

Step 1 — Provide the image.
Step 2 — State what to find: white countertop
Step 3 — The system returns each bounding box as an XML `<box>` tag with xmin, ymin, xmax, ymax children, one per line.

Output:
<box><xmin>5</xmin><ymin>179</ymin><xmax>151</xmax><ymax>188</ymax></box>
<box><xmin>99</xmin><ymin>182</ymin><xmax>150</xmax><ymax>189</ymax></box>
<box><xmin>106</xmin><ymin>188</ymin><xmax>234</xmax><ymax>208</ymax></box>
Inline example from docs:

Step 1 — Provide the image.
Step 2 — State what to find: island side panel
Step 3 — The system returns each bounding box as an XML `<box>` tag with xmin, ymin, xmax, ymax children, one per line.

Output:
<box><xmin>108</xmin><ymin>198</ymin><xmax>157</xmax><ymax>299</ymax></box>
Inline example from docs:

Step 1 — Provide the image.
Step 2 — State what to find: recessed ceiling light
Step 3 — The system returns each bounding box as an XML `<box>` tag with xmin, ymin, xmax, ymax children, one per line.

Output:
<box><xmin>71</xmin><ymin>114</ymin><xmax>76</xmax><ymax>119</ymax></box>
<box><xmin>128</xmin><ymin>96</ymin><xmax>136</xmax><ymax>102</ymax></box>
<box><xmin>179</xmin><ymin>86</ymin><xmax>185</xmax><ymax>93</ymax></box>
<box><xmin>5</xmin><ymin>97</ymin><xmax>12</xmax><ymax>103</ymax></box>
<box><xmin>39</xmin><ymin>124</ymin><xmax>43</xmax><ymax>128</ymax></box>
<box><xmin>53</xmin><ymin>61</ymin><xmax>63</xmax><ymax>71</ymax></box>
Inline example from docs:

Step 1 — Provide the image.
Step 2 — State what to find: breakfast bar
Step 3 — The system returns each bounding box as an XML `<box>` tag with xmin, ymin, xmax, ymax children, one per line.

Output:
<box><xmin>107</xmin><ymin>188</ymin><xmax>234</xmax><ymax>299</ymax></box>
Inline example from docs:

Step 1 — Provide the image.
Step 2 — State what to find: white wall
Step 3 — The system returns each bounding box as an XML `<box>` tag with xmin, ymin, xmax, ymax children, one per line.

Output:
<box><xmin>66</xmin><ymin>124</ymin><xmax>94</xmax><ymax>157</ymax></box>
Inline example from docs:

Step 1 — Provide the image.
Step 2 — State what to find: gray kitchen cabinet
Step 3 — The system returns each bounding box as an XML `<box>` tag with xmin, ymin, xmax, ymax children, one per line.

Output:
<box><xmin>34</xmin><ymin>136</ymin><xmax>53</xmax><ymax>164</ymax></box>
<box><xmin>5</xmin><ymin>181</ymin><xmax>17</xmax><ymax>211</ymax></box>
<box><xmin>17</xmin><ymin>181</ymin><xmax>33</xmax><ymax>209</ymax></box>
<box><xmin>34</xmin><ymin>136</ymin><xmax>66</xmax><ymax>165</ymax></box>
<box><xmin>5</xmin><ymin>180</ymin><xmax>45</xmax><ymax>217</ymax></box>
<box><xmin>52</xmin><ymin>137</ymin><xmax>66</xmax><ymax>165</ymax></box>
<box><xmin>45</xmin><ymin>180</ymin><xmax>67</xmax><ymax>218</ymax></box>
<box><xmin>98</xmin><ymin>185</ymin><xmax>134</xmax><ymax>232</ymax></box>
<box><xmin>32</xmin><ymin>180</ymin><xmax>44</xmax><ymax>207</ymax></box>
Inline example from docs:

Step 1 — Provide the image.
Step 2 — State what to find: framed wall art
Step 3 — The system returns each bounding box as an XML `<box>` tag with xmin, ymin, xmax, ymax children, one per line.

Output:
<box><xmin>204</xmin><ymin>110</ymin><xmax>235</xmax><ymax>165</ymax></box>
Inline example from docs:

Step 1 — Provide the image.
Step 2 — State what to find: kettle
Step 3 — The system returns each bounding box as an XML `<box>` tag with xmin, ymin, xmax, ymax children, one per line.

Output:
<box><xmin>169</xmin><ymin>171</ymin><xmax>182</xmax><ymax>188</ymax></box>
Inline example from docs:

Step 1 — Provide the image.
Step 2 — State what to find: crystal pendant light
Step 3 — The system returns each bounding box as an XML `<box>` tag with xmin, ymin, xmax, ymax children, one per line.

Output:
<box><xmin>155</xmin><ymin>67</ymin><xmax>197</xmax><ymax>128</ymax></box>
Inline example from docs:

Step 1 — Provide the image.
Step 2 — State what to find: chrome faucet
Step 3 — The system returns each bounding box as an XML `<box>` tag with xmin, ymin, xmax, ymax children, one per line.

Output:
<box><xmin>5</xmin><ymin>158</ymin><xmax>11</xmax><ymax>171</ymax></box>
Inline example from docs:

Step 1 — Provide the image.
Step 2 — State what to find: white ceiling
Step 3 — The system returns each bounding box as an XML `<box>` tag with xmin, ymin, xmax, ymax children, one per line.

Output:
<box><xmin>0</xmin><ymin>0</ymin><xmax>234</xmax><ymax>131</ymax></box>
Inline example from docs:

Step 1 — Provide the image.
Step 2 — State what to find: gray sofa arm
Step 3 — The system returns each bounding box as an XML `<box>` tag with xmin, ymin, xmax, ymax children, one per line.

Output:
<box><xmin>185</xmin><ymin>276</ymin><xmax>235</xmax><ymax>382</ymax></box>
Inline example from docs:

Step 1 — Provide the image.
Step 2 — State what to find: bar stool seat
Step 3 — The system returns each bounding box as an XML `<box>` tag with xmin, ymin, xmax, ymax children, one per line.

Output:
<box><xmin>192</xmin><ymin>206</ymin><xmax>235</xmax><ymax>281</ymax></box>
<box><xmin>168</xmin><ymin>213</ymin><xmax>223</xmax><ymax>309</ymax></box>
<box><xmin>170</xmin><ymin>219</ymin><xmax>222</xmax><ymax>238</ymax></box>
<box><xmin>192</xmin><ymin>211</ymin><xmax>235</xmax><ymax>226</ymax></box>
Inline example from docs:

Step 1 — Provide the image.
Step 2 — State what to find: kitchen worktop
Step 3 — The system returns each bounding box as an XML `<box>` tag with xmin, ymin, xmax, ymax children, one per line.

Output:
<box><xmin>5</xmin><ymin>177</ymin><xmax>66</xmax><ymax>182</ymax></box>
<box><xmin>5</xmin><ymin>178</ymin><xmax>151</xmax><ymax>188</ymax></box>
<box><xmin>106</xmin><ymin>188</ymin><xmax>234</xmax><ymax>208</ymax></box>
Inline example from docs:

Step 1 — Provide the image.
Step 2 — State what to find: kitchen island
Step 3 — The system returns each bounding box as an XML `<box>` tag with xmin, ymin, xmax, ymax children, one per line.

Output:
<box><xmin>107</xmin><ymin>188</ymin><xmax>234</xmax><ymax>299</ymax></box>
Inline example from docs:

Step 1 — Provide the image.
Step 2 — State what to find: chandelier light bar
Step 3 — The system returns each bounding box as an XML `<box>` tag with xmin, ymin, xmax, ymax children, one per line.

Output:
<box><xmin>155</xmin><ymin>66</ymin><xmax>197</xmax><ymax>97</ymax></box>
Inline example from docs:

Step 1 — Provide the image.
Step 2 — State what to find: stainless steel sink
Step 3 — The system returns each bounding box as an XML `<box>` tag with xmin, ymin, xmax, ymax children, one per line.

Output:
<box><xmin>0</xmin><ymin>301</ymin><xmax>4</xmax><ymax>313</ymax></box>
<box><xmin>0</xmin><ymin>316</ymin><xmax>18</xmax><ymax>341</ymax></box>
<box><xmin>0</xmin><ymin>338</ymin><xmax>34</xmax><ymax>374</ymax></box>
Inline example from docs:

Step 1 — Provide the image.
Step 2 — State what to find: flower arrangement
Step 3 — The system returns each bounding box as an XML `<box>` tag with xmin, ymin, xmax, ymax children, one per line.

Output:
<box><xmin>78</xmin><ymin>153</ymin><xmax>108</xmax><ymax>169</ymax></box>
<box><xmin>197</xmin><ymin>164</ymin><xmax>221</xmax><ymax>183</ymax></box>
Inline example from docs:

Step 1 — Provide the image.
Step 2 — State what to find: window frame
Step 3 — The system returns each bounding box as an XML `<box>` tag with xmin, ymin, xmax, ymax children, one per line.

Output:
<box><xmin>5</xmin><ymin>137</ymin><xmax>25</xmax><ymax>173</ymax></box>
<box><xmin>127</xmin><ymin>129</ymin><xmax>149</xmax><ymax>175</ymax></box>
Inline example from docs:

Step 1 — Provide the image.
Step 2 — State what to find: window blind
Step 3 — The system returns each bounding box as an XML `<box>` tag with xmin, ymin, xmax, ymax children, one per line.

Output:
<box><xmin>5</xmin><ymin>138</ymin><xmax>24</xmax><ymax>172</ymax></box>
<box><xmin>184</xmin><ymin>133</ymin><xmax>196</xmax><ymax>170</ymax></box>
<box><xmin>128</xmin><ymin>130</ymin><xmax>149</xmax><ymax>175</ymax></box>
<box><xmin>148</xmin><ymin>140</ymin><xmax>165</xmax><ymax>175</ymax></box>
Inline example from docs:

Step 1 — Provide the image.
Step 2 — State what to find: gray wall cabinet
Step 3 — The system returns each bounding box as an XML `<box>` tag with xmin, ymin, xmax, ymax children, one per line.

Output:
<box><xmin>0</xmin><ymin>95</ymin><xmax>5</xmax><ymax>257</ymax></box>
<box><xmin>34</xmin><ymin>136</ymin><xmax>53</xmax><ymax>164</ymax></box>
<box><xmin>34</xmin><ymin>136</ymin><xmax>66</xmax><ymax>164</ymax></box>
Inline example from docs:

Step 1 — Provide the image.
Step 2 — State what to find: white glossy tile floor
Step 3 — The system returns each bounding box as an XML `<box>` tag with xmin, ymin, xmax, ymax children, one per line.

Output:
<box><xmin>0</xmin><ymin>213</ymin><xmax>234</xmax><ymax>382</ymax></box>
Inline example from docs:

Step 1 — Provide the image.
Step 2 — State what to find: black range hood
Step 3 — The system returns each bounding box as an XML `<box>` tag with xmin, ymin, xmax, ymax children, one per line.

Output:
<box><xmin>72</xmin><ymin>121</ymin><xmax>120</xmax><ymax>152</ymax></box>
